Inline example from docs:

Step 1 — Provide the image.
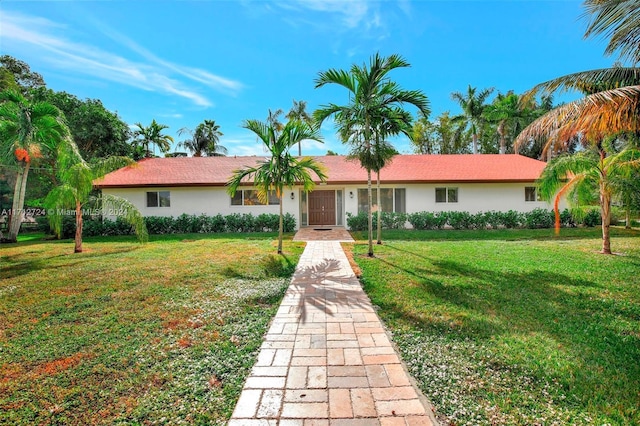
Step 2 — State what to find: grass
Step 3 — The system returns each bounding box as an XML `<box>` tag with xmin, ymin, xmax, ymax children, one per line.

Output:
<box><xmin>347</xmin><ymin>227</ymin><xmax>640</xmax><ymax>425</ymax></box>
<box><xmin>0</xmin><ymin>232</ymin><xmax>303</xmax><ymax>425</ymax></box>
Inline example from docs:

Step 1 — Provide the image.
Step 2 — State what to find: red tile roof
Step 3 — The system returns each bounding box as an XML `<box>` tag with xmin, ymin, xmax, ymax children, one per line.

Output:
<box><xmin>94</xmin><ymin>154</ymin><xmax>546</xmax><ymax>188</ymax></box>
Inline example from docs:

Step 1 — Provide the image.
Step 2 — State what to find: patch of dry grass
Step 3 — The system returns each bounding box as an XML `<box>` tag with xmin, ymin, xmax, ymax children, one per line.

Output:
<box><xmin>0</xmin><ymin>233</ymin><xmax>303</xmax><ymax>425</ymax></box>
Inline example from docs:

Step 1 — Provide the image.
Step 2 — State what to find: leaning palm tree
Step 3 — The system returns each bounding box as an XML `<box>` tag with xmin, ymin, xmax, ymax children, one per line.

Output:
<box><xmin>286</xmin><ymin>100</ymin><xmax>313</xmax><ymax>156</ymax></box>
<box><xmin>314</xmin><ymin>53</ymin><xmax>429</xmax><ymax>257</ymax></box>
<box><xmin>44</xmin><ymin>153</ymin><xmax>148</xmax><ymax>253</ymax></box>
<box><xmin>451</xmin><ymin>85</ymin><xmax>494</xmax><ymax>154</ymax></box>
<box><xmin>133</xmin><ymin>119</ymin><xmax>174</xmax><ymax>158</ymax></box>
<box><xmin>0</xmin><ymin>89</ymin><xmax>72</xmax><ymax>243</ymax></box>
<box><xmin>178</xmin><ymin>119</ymin><xmax>227</xmax><ymax>157</ymax></box>
<box><xmin>515</xmin><ymin>0</ymin><xmax>640</xmax><ymax>254</ymax></box>
<box><xmin>227</xmin><ymin>118</ymin><xmax>327</xmax><ymax>254</ymax></box>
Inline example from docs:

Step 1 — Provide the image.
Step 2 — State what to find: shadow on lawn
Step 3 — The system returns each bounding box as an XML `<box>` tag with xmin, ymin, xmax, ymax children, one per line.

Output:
<box><xmin>368</xmin><ymin>244</ymin><xmax>640</xmax><ymax>403</ymax></box>
<box><xmin>0</xmin><ymin>246</ymin><xmax>140</xmax><ymax>280</ymax></box>
<box><xmin>289</xmin><ymin>258</ymin><xmax>371</xmax><ymax>324</ymax></box>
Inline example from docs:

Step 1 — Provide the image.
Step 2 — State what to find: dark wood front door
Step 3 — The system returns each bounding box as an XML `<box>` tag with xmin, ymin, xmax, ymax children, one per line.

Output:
<box><xmin>308</xmin><ymin>190</ymin><xmax>336</xmax><ymax>226</ymax></box>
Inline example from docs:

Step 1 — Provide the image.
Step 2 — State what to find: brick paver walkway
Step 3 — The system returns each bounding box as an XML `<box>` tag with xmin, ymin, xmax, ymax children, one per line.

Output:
<box><xmin>228</xmin><ymin>240</ymin><xmax>437</xmax><ymax>426</ymax></box>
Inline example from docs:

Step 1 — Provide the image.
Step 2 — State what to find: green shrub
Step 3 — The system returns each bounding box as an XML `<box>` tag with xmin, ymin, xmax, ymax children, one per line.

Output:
<box><xmin>560</xmin><ymin>209</ymin><xmax>576</xmax><ymax>228</ymax></box>
<box><xmin>501</xmin><ymin>210</ymin><xmax>523</xmax><ymax>229</ymax></box>
<box><xmin>408</xmin><ymin>211</ymin><xmax>446</xmax><ymax>230</ymax></box>
<box><xmin>524</xmin><ymin>208</ymin><xmax>554</xmax><ymax>229</ymax></box>
<box><xmin>446</xmin><ymin>211</ymin><xmax>474</xmax><ymax>230</ymax></box>
<box><xmin>346</xmin><ymin>212</ymin><xmax>369</xmax><ymax>231</ymax></box>
<box><xmin>583</xmin><ymin>209</ymin><xmax>601</xmax><ymax>227</ymax></box>
<box><xmin>380</xmin><ymin>212</ymin><xmax>408</xmax><ymax>229</ymax></box>
<box><xmin>483</xmin><ymin>211</ymin><xmax>502</xmax><ymax>229</ymax></box>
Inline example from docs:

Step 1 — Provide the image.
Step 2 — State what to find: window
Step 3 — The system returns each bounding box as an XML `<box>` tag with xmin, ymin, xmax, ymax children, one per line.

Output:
<box><xmin>436</xmin><ymin>187</ymin><xmax>458</xmax><ymax>203</ymax></box>
<box><xmin>357</xmin><ymin>188</ymin><xmax>406</xmax><ymax>213</ymax></box>
<box><xmin>147</xmin><ymin>191</ymin><xmax>170</xmax><ymax>207</ymax></box>
<box><xmin>525</xmin><ymin>187</ymin><xmax>541</xmax><ymax>202</ymax></box>
<box><xmin>230</xmin><ymin>190</ymin><xmax>279</xmax><ymax>206</ymax></box>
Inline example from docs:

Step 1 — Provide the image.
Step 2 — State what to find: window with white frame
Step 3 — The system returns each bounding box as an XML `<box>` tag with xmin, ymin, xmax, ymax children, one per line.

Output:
<box><xmin>357</xmin><ymin>188</ymin><xmax>406</xmax><ymax>214</ymax></box>
<box><xmin>147</xmin><ymin>191</ymin><xmax>170</xmax><ymax>207</ymax></box>
<box><xmin>435</xmin><ymin>187</ymin><xmax>458</xmax><ymax>203</ymax></box>
<box><xmin>230</xmin><ymin>190</ymin><xmax>279</xmax><ymax>206</ymax></box>
<box><xmin>525</xmin><ymin>186</ymin><xmax>541</xmax><ymax>202</ymax></box>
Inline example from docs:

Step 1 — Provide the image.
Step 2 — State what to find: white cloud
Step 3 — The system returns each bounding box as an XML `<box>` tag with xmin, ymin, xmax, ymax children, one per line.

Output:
<box><xmin>0</xmin><ymin>10</ymin><xmax>244</xmax><ymax>107</ymax></box>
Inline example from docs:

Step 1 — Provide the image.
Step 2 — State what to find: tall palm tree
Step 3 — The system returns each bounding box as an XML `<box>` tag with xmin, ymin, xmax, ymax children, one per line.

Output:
<box><xmin>133</xmin><ymin>119</ymin><xmax>174</xmax><ymax>158</ymax></box>
<box><xmin>314</xmin><ymin>53</ymin><xmax>429</xmax><ymax>257</ymax></box>
<box><xmin>515</xmin><ymin>0</ymin><xmax>640</xmax><ymax>254</ymax></box>
<box><xmin>227</xmin><ymin>118</ymin><xmax>327</xmax><ymax>254</ymax></box>
<box><xmin>484</xmin><ymin>91</ymin><xmax>535</xmax><ymax>154</ymax></box>
<box><xmin>44</xmin><ymin>154</ymin><xmax>148</xmax><ymax>253</ymax></box>
<box><xmin>451</xmin><ymin>85</ymin><xmax>494</xmax><ymax>154</ymax></box>
<box><xmin>178</xmin><ymin>119</ymin><xmax>227</xmax><ymax>157</ymax></box>
<box><xmin>0</xmin><ymin>89</ymin><xmax>72</xmax><ymax>242</ymax></box>
<box><xmin>286</xmin><ymin>100</ymin><xmax>313</xmax><ymax>156</ymax></box>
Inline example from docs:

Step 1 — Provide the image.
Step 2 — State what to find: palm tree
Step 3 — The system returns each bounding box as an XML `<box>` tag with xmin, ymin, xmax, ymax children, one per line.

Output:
<box><xmin>44</xmin><ymin>154</ymin><xmax>148</xmax><ymax>253</ymax></box>
<box><xmin>537</xmin><ymin>145</ymin><xmax>640</xmax><ymax>254</ymax></box>
<box><xmin>178</xmin><ymin>119</ymin><xmax>227</xmax><ymax>157</ymax></box>
<box><xmin>582</xmin><ymin>0</ymin><xmax>640</xmax><ymax>65</ymax></box>
<box><xmin>484</xmin><ymin>91</ymin><xmax>535</xmax><ymax>154</ymax></box>
<box><xmin>227</xmin><ymin>118</ymin><xmax>327</xmax><ymax>254</ymax></box>
<box><xmin>314</xmin><ymin>53</ymin><xmax>429</xmax><ymax>257</ymax></box>
<box><xmin>133</xmin><ymin>119</ymin><xmax>174</xmax><ymax>158</ymax></box>
<box><xmin>514</xmin><ymin>0</ymin><xmax>640</xmax><ymax>254</ymax></box>
<box><xmin>286</xmin><ymin>100</ymin><xmax>313</xmax><ymax>156</ymax></box>
<box><xmin>0</xmin><ymin>89</ymin><xmax>72</xmax><ymax>243</ymax></box>
<box><xmin>451</xmin><ymin>85</ymin><xmax>494</xmax><ymax>154</ymax></box>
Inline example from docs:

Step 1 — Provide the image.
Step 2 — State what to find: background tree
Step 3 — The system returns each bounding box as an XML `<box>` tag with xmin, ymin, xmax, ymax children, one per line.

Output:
<box><xmin>44</xmin><ymin>153</ymin><xmax>148</xmax><ymax>253</ymax></box>
<box><xmin>227</xmin><ymin>118</ymin><xmax>327</xmax><ymax>254</ymax></box>
<box><xmin>32</xmin><ymin>88</ymin><xmax>133</xmax><ymax>161</ymax></box>
<box><xmin>178</xmin><ymin>119</ymin><xmax>227</xmax><ymax>157</ymax></box>
<box><xmin>132</xmin><ymin>119</ymin><xmax>174</xmax><ymax>158</ymax></box>
<box><xmin>484</xmin><ymin>91</ymin><xmax>535</xmax><ymax>154</ymax></box>
<box><xmin>0</xmin><ymin>56</ymin><xmax>46</xmax><ymax>94</ymax></box>
<box><xmin>314</xmin><ymin>53</ymin><xmax>429</xmax><ymax>256</ymax></box>
<box><xmin>411</xmin><ymin>111</ymin><xmax>468</xmax><ymax>154</ymax></box>
<box><xmin>0</xmin><ymin>90</ymin><xmax>72</xmax><ymax>242</ymax></box>
<box><xmin>286</xmin><ymin>100</ymin><xmax>313</xmax><ymax>156</ymax></box>
<box><xmin>451</xmin><ymin>85</ymin><xmax>494</xmax><ymax>154</ymax></box>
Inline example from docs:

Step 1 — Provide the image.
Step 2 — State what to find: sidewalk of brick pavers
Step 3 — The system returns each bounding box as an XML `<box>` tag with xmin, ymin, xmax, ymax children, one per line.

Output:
<box><xmin>228</xmin><ymin>240</ymin><xmax>438</xmax><ymax>426</ymax></box>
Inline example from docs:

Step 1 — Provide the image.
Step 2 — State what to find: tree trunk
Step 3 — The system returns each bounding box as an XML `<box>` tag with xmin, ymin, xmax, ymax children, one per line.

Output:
<box><xmin>472</xmin><ymin>133</ymin><xmax>478</xmax><ymax>154</ymax></box>
<box><xmin>298</xmin><ymin>142</ymin><xmax>302</xmax><ymax>157</ymax></box>
<box><xmin>74</xmin><ymin>200</ymin><xmax>83</xmax><ymax>253</ymax></box>
<box><xmin>7</xmin><ymin>162</ymin><xmax>30</xmax><ymax>243</ymax></box>
<box><xmin>553</xmin><ymin>195</ymin><xmax>561</xmax><ymax>236</ymax></box>
<box><xmin>498</xmin><ymin>121</ymin><xmax>506</xmax><ymax>154</ymax></box>
<box><xmin>367</xmin><ymin>168</ymin><xmax>373</xmax><ymax>257</ymax></box>
<box><xmin>376</xmin><ymin>171</ymin><xmax>382</xmax><ymax>245</ymax></box>
<box><xmin>277</xmin><ymin>196</ymin><xmax>284</xmax><ymax>254</ymax></box>
<box><xmin>625</xmin><ymin>208</ymin><xmax>631</xmax><ymax>229</ymax></box>
<box><xmin>600</xmin><ymin>188</ymin><xmax>612</xmax><ymax>255</ymax></box>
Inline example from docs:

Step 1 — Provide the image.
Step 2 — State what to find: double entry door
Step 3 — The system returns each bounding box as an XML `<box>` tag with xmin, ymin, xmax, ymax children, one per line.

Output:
<box><xmin>308</xmin><ymin>190</ymin><xmax>335</xmax><ymax>226</ymax></box>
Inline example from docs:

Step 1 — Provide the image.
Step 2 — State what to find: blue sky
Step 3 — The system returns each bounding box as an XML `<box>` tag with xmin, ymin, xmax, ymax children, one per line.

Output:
<box><xmin>1</xmin><ymin>0</ymin><xmax>614</xmax><ymax>156</ymax></box>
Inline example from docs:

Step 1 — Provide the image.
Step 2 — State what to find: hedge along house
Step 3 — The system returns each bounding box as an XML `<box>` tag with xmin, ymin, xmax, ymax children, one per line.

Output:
<box><xmin>94</xmin><ymin>154</ymin><xmax>551</xmax><ymax>230</ymax></box>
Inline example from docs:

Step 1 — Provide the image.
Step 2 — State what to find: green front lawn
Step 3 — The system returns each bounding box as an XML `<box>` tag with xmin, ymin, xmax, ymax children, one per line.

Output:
<box><xmin>348</xmin><ymin>227</ymin><xmax>640</xmax><ymax>425</ymax></box>
<box><xmin>0</xmin><ymin>233</ymin><xmax>303</xmax><ymax>425</ymax></box>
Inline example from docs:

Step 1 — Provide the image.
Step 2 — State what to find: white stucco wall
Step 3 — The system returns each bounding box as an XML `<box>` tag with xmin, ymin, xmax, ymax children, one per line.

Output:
<box><xmin>102</xmin><ymin>186</ymin><xmax>301</xmax><ymax>227</ymax></box>
<box><xmin>103</xmin><ymin>182</ymin><xmax>560</xmax><ymax>230</ymax></box>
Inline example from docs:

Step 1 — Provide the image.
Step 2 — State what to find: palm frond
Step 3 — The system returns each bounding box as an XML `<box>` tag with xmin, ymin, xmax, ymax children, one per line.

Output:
<box><xmin>515</xmin><ymin>85</ymin><xmax>640</xmax><ymax>152</ymax></box>
<box><xmin>583</xmin><ymin>0</ymin><xmax>640</xmax><ymax>64</ymax></box>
